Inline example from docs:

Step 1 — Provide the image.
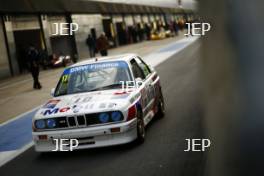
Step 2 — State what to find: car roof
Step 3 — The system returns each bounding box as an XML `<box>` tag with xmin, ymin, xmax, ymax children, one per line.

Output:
<box><xmin>69</xmin><ymin>53</ymin><xmax>138</xmax><ymax>68</ymax></box>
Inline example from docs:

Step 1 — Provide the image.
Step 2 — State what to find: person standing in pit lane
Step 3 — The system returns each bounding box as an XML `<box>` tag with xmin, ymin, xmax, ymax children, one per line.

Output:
<box><xmin>27</xmin><ymin>45</ymin><xmax>42</xmax><ymax>89</ymax></box>
<box><xmin>96</xmin><ymin>33</ymin><xmax>109</xmax><ymax>56</ymax></box>
<box><xmin>145</xmin><ymin>23</ymin><xmax>151</xmax><ymax>40</ymax></box>
<box><xmin>86</xmin><ymin>34</ymin><xmax>96</xmax><ymax>58</ymax></box>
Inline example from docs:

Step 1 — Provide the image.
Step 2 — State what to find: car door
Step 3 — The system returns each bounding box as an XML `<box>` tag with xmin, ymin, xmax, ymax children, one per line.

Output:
<box><xmin>135</xmin><ymin>57</ymin><xmax>157</xmax><ymax>112</ymax></box>
<box><xmin>130</xmin><ymin>58</ymin><xmax>154</xmax><ymax>118</ymax></box>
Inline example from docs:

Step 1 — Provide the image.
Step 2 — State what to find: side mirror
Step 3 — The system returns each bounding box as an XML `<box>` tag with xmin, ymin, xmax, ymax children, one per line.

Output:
<box><xmin>135</xmin><ymin>77</ymin><xmax>143</xmax><ymax>87</ymax></box>
<box><xmin>148</xmin><ymin>64</ymin><xmax>154</xmax><ymax>72</ymax></box>
<box><xmin>50</xmin><ymin>88</ymin><xmax>55</xmax><ymax>97</ymax></box>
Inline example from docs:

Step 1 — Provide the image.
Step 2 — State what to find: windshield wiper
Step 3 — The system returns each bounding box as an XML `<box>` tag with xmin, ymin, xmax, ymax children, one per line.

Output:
<box><xmin>54</xmin><ymin>91</ymin><xmax>68</xmax><ymax>97</ymax></box>
<box><xmin>56</xmin><ymin>83</ymin><xmax>123</xmax><ymax>96</ymax></box>
<box><xmin>89</xmin><ymin>83</ymin><xmax>123</xmax><ymax>92</ymax></box>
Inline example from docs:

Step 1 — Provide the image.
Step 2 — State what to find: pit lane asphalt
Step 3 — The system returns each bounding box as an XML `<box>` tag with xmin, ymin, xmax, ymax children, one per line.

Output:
<box><xmin>0</xmin><ymin>41</ymin><xmax>206</xmax><ymax>176</ymax></box>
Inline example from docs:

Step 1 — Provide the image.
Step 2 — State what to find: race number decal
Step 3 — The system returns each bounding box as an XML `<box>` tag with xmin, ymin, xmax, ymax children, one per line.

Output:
<box><xmin>62</xmin><ymin>75</ymin><xmax>69</xmax><ymax>83</ymax></box>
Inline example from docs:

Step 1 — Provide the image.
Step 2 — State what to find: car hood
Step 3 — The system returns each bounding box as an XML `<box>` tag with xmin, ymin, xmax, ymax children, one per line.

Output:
<box><xmin>34</xmin><ymin>89</ymin><xmax>139</xmax><ymax>120</ymax></box>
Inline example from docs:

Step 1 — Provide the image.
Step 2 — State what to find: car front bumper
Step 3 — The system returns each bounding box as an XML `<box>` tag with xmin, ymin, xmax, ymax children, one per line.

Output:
<box><xmin>32</xmin><ymin>119</ymin><xmax>137</xmax><ymax>152</ymax></box>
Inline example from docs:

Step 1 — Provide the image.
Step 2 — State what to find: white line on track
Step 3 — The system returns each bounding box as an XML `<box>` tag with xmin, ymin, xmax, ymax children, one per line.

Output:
<box><xmin>145</xmin><ymin>36</ymin><xmax>199</xmax><ymax>67</ymax></box>
<box><xmin>0</xmin><ymin>142</ymin><xmax>33</xmax><ymax>167</ymax></box>
<box><xmin>0</xmin><ymin>106</ymin><xmax>41</xmax><ymax>127</ymax></box>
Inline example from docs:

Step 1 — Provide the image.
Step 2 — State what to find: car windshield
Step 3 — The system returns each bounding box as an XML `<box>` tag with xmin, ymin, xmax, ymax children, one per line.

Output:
<box><xmin>54</xmin><ymin>61</ymin><xmax>132</xmax><ymax>96</ymax></box>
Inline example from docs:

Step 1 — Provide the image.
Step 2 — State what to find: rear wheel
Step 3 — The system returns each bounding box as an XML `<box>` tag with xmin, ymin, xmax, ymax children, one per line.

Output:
<box><xmin>136</xmin><ymin>109</ymin><xmax>145</xmax><ymax>143</ymax></box>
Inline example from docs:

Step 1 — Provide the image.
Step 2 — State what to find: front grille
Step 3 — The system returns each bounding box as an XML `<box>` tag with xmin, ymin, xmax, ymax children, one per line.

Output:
<box><xmin>85</xmin><ymin>113</ymin><xmax>100</xmax><ymax>126</ymax></box>
<box><xmin>77</xmin><ymin>115</ymin><xmax>86</xmax><ymax>126</ymax></box>
<box><xmin>35</xmin><ymin>111</ymin><xmax>124</xmax><ymax>131</ymax></box>
<box><xmin>56</xmin><ymin>117</ymin><xmax>68</xmax><ymax>128</ymax></box>
<box><xmin>67</xmin><ymin>116</ymin><xmax>76</xmax><ymax>127</ymax></box>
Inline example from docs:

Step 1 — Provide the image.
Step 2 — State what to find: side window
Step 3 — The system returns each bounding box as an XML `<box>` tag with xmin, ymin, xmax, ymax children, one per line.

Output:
<box><xmin>130</xmin><ymin>59</ymin><xmax>145</xmax><ymax>79</ymax></box>
<box><xmin>135</xmin><ymin>57</ymin><xmax>151</xmax><ymax>77</ymax></box>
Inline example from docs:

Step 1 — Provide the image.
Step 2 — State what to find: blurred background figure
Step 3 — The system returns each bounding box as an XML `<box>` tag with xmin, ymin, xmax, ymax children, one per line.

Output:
<box><xmin>96</xmin><ymin>33</ymin><xmax>109</xmax><ymax>56</ymax></box>
<box><xmin>86</xmin><ymin>34</ymin><xmax>96</xmax><ymax>57</ymax></box>
<box><xmin>144</xmin><ymin>23</ymin><xmax>151</xmax><ymax>40</ymax></box>
<box><xmin>27</xmin><ymin>45</ymin><xmax>41</xmax><ymax>89</ymax></box>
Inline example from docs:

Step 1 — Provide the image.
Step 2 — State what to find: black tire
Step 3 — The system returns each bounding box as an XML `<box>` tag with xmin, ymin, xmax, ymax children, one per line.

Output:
<box><xmin>136</xmin><ymin>109</ymin><xmax>145</xmax><ymax>144</ymax></box>
<box><xmin>157</xmin><ymin>90</ymin><xmax>165</xmax><ymax>118</ymax></box>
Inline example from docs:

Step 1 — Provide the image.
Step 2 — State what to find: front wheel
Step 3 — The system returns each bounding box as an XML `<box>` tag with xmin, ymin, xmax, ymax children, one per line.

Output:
<box><xmin>157</xmin><ymin>91</ymin><xmax>165</xmax><ymax>118</ymax></box>
<box><xmin>136</xmin><ymin>110</ymin><xmax>145</xmax><ymax>143</ymax></box>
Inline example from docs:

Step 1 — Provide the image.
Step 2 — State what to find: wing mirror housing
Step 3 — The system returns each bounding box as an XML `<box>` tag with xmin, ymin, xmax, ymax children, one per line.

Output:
<box><xmin>50</xmin><ymin>88</ymin><xmax>55</xmax><ymax>97</ymax></box>
<box><xmin>135</xmin><ymin>77</ymin><xmax>143</xmax><ymax>87</ymax></box>
<box><xmin>148</xmin><ymin>64</ymin><xmax>154</xmax><ymax>72</ymax></box>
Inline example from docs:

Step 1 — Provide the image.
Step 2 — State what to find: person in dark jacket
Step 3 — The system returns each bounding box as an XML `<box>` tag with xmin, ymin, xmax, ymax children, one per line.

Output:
<box><xmin>145</xmin><ymin>23</ymin><xmax>151</xmax><ymax>40</ymax></box>
<box><xmin>96</xmin><ymin>33</ymin><xmax>109</xmax><ymax>56</ymax></box>
<box><xmin>86</xmin><ymin>34</ymin><xmax>96</xmax><ymax>57</ymax></box>
<box><xmin>28</xmin><ymin>45</ymin><xmax>41</xmax><ymax>89</ymax></box>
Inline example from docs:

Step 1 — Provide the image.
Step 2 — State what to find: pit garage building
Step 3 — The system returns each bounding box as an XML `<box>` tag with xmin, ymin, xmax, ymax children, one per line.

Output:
<box><xmin>0</xmin><ymin>0</ymin><xmax>193</xmax><ymax>79</ymax></box>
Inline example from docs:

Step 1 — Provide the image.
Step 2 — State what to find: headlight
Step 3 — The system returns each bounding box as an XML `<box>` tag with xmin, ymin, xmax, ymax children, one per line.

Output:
<box><xmin>46</xmin><ymin>119</ymin><xmax>56</xmax><ymax>128</ymax></box>
<box><xmin>98</xmin><ymin>113</ymin><xmax>110</xmax><ymax>123</ymax></box>
<box><xmin>111</xmin><ymin>111</ymin><xmax>122</xmax><ymax>122</ymax></box>
<box><xmin>35</xmin><ymin>120</ymin><xmax>45</xmax><ymax>129</ymax></box>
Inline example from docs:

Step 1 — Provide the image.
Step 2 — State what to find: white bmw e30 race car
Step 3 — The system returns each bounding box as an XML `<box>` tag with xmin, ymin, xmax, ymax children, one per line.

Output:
<box><xmin>32</xmin><ymin>54</ymin><xmax>165</xmax><ymax>152</ymax></box>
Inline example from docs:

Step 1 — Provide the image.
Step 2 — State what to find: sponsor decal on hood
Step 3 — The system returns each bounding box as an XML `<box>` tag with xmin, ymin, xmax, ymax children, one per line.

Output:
<box><xmin>43</xmin><ymin>99</ymin><xmax>60</xmax><ymax>109</ymax></box>
<box><xmin>36</xmin><ymin>89</ymin><xmax>136</xmax><ymax>119</ymax></box>
<box><xmin>72</xmin><ymin>104</ymin><xmax>84</xmax><ymax>113</ymax></box>
<box><xmin>41</xmin><ymin>107</ymin><xmax>70</xmax><ymax>116</ymax></box>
